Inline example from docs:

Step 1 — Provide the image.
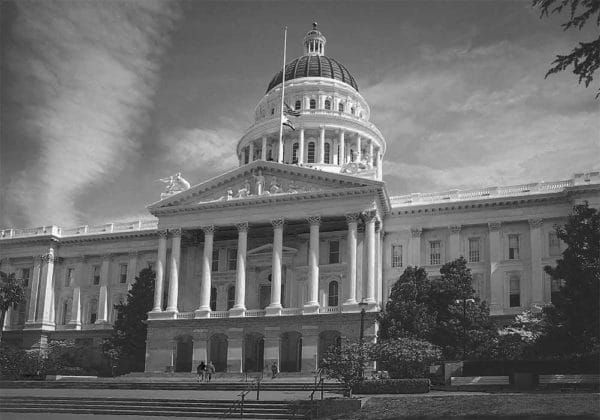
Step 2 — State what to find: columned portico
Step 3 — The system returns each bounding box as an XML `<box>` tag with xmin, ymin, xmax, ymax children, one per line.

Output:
<box><xmin>196</xmin><ymin>226</ymin><xmax>215</xmax><ymax>318</ymax></box>
<box><xmin>266</xmin><ymin>217</ymin><xmax>284</xmax><ymax>315</ymax></box>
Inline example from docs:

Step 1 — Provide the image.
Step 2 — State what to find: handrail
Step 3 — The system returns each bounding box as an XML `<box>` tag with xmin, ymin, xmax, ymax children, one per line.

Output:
<box><xmin>220</xmin><ymin>377</ymin><xmax>259</xmax><ymax>419</ymax></box>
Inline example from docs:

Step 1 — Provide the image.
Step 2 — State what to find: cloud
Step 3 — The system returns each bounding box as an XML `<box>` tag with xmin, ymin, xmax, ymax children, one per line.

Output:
<box><xmin>1</xmin><ymin>1</ymin><xmax>180</xmax><ymax>227</ymax></box>
<box><xmin>363</xmin><ymin>38</ymin><xmax>599</xmax><ymax>196</ymax></box>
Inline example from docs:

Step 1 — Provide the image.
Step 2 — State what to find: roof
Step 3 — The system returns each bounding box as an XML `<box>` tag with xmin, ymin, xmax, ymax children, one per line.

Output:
<box><xmin>266</xmin><ymin>55</ymin><xmax>359</xmax><ymax>93</ymax></box>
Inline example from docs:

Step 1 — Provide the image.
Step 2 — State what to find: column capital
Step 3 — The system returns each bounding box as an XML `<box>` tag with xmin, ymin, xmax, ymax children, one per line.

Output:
<box><xmin>528</xmin><ymin>218</ymin><xmax>543</xmax><ymax>229</ymax></box>
<box><xmin>307</xmin><ymin>216</ymin><xmax>321</xmax><ymax>226</ymax></box>
<box><xmin>41</xmin><ymin>251</ymin><xmax>55</xmax><ymax>264</ymax></box>
<box><xmin>202</xmin><ymin>225</ymin><xmax>216</xmax><ymax>235</ymax></box>
<box><xmin>488</xmin><ymin>221</ymin><xmax>502</xmax><ymax>231</ymax></box>
<box><xmin>410</xmin><ymin>227</ymin><xmax>422</xmax><ymax>238</ymax></box>
<box><xmin>235</xmin><ymin>222</ymin><xmax>249</xmax><ymax>232</ymax></box>
<box><xmin>271</xmin><ymin>217</ymin><xmax>285</xmax><ymax>228</ymax></box>
<box><xmin>157</xmin><ymin>229</ymin><xmax>168</xmax><ymax>239</ymax></box>
<box><xmin>33</xmin><ymin>255</ymin><xmax>43</xmax><ymax>264</ymax></box>
<box><xmin>345</xmin><ymin>212</ymin><xmax>361</xmax><ymax>224</ymax></box>
<box><xmin>170</xmin><ymin>227</ymin><xmax>182</xmax><ymax>237</ymax></box>
<box><xmin>449</xmin><ymin>225</ymin><xmax>462</xmax><ymax>234</ymax></box>
<box><xmin>361</xmin><ymin>209</ymin><xmax>377</xmax><ymax>223</ymax></box>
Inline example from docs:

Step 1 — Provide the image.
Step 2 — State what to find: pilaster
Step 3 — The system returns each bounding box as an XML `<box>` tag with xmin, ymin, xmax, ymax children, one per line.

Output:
<box><xmin>529</xmin><ymin>218</ymin><xmax>544</xmax><ymax>305</ymax></box>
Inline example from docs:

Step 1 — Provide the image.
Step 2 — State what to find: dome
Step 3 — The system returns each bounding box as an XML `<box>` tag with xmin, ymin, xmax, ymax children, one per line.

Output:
<box><xmin>266</xmin><ymin>55</ymin><xmax>359</xmax><ymax>94</ymax></box>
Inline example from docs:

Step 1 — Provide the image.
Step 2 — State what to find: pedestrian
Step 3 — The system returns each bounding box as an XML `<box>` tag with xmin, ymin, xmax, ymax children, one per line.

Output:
<box><xmin>197</xmin><ymin>361</ymin><xmax>206</xmax><ymax>382</ymax></box>
<box><xmin>206</xmin><ymin>361</ymin><xmax>215</xmax><ymax>382</ymax></box>
<box><xmin>271</xmin><ymin>362</ymin><xmax>278</xmax><ymax>379</ymax></box>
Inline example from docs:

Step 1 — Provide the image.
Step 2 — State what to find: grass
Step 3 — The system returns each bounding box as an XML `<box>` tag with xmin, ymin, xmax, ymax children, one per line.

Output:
<box><xmin>326</xmin><ymin>392</ymin><xmax>600</xmax><ymax>419</ymax></box>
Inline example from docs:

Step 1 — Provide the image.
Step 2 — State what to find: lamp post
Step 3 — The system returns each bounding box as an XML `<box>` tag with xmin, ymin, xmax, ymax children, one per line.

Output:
<box><xmin>455</xmin><ymin>298</ymin><xmax>475</xmax><ymax>359</ymax></box>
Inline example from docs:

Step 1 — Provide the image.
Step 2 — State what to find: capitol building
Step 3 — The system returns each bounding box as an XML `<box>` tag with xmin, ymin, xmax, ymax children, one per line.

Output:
<box><xmin>1</xmin><ymin>25</ymin><xmax>599</xmax><ymax>374</ymax></box>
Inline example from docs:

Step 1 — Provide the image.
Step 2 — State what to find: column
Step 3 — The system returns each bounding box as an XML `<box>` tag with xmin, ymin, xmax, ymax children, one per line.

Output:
<box><xmin>261</xmin><ymin>136</ymin><xmax>267</xmax><ymax>160</ymax></box>
<box><xmin>231</xmin><ymin>222</ymin><xmax>248</xmax><ymax>317</ymax></box>
<box><xmin>364</xmin><ymin>211</ymin><xmax>377</xmax><ymax>304</ymax></box>
<box><xmin>368</xmin><ymin>140</ymin><xmax>374</xmax><ymax>166</ymax></box>
<box><xmin>489</xmin><ymin>222</ymin><xmax>503</xmax><ymax>314</ymax></box>
<box><xmin>449</xmin><ymin>225</ymin><xmax>462</xmax><ymax>260</ymax></box>
<box><xmin>26</xmin><ymin>256</ymin><xmax>42</xmax><ymax>324</ymax></box>
<box><xmin>97</xmin><ymin>253</ymin><xmax>111</xmax><ymax>324</ymax></box>
<box><xmin>196</xmin><ymin>226</ymin><xmax>215</xmax><ymax>318</ymax></box>
<box><xmin>339</xmin><ymin>130</ymin><xmax>345</xmax><ymax>165</ymax></box>
<box><xmin>410</xmin><ymin>228</ymin><xmax>422</xmax><ymax>266</ymax></box>
<box><xmin>152</xmin><ymin>230</ymin><xmax>168</xmax><ymax>312</ymax></box>
<box><xmin>227</xmin><ymin>328</ymin><xmax>244</xmax><ymax>373</ymax></box>
<box><xmin>343</xmin><ymin>213</ymin><xmax>360</xmax><ymax>308</ymax></box>
<box><xmin>298</xmin><ymin>128</ymin><xmax>305</xmax><ymax>164</ymax></box>
<box><xmin>266</xmin><ymin>217</ymin><xmax>284</xmax><ymax>316</ymax></box>
<box><xmin>166</xmin><ymin>228</ymin><xmax>181</xmax><ymax>313</ymax></box>
<box><xmin>333</xmin><ymin>139</ymin><xmax>339</xmax><ymax>165</ymax></box>
<box><xmin>375</xmin><ymin>221</ymin><xmax>382</xmax><ymax>305</ymax></box>
<box><xmin>36</xmin><ymin>249</ymin><xmax>56</xmax><ymax>326</ymax></box>
<box><xmin>356</xmin><ymin>136</ymin><xmax>362</xmax><ymax>162</ymax></box>
<box><xmin>249</xmin><ymin>141</ymin><xmax>254</xmax><ymax>163</ymax></box>
<box><xmin>382</xmin><ymin>231</ymin><xmax>392</xmax><ymax>307</ymax></box>
<box><xmin>377</xmin><ymin>152</ymin><xmax>382</xmax><ymax>179</ymax></box>
<box><xmin>304</xmin><ymin>216</ymin><xmax>321</xmax><ymax>314</ymax></box>
<box><xmin>68</xmin><ymin>257</ymin><xmax>84</xmax><ymax>329</ymax></box>
<box><xmin>318</xmin><ymin>126</ymin><xmax>325</xmax><ymax>164</ymax></box>
<box><xmin>529</xmin><ymin>219</ymin><xmax>544</xmax><ymax>306</ymax></box>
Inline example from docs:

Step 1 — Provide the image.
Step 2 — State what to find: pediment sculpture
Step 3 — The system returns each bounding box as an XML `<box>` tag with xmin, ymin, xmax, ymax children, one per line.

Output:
<box><xmin>159</xmin><ymin>172</ymin><xmax>191</xmax><ymax>199</ymax></box>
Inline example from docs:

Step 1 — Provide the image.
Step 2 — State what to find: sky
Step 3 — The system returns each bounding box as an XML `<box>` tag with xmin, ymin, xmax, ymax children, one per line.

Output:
<box><xmin>1</xmin><ymin>0</ymin><xmax>598</xmax><ymax>229</ymax></box>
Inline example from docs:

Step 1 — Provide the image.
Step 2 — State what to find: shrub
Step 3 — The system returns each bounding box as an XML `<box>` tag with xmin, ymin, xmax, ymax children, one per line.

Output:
<box><xmin>353</xmin><ymin>379</ymin><xmax>430</xmax><ymax>394</ymax></box>
<box><xmin>372</xmin><ymin>338</ymin><xmax>442</xmax><ymax>379</ymax></box>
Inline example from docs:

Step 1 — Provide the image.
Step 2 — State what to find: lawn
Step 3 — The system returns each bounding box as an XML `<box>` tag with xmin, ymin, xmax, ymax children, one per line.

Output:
<box><xmin>326</xmin><ymin>392</ymin><xmax>599</xmax><ymax>419</ymax></box>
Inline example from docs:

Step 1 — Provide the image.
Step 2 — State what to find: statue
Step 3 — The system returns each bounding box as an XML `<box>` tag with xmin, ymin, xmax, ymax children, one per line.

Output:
<box><xmin>253</xmin><ymin>170</ymin><xmax>265</xmax><ymax>195</ymax></box>
<box><xmin>159</xmin><ymin>172</ymin><xmax>191</xmax><ymax>198</ymax></box>
<box><xmin>269</xmin><ymin>176</ymin><xmax>282</xmax><ymax>194</ymax></box>
<box><xmin>226</xmin><ymin>189</ymin><xmax>233</xmax><ymax>200</ymax></box>
<box><xmin>236</xmin><ymin>180</ymin><xmax>251</xmax><ymax>198</ymax></box>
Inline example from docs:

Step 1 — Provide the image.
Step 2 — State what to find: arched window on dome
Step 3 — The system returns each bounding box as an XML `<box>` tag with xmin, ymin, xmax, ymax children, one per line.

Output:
<box><xmin>324</xmin><ymin>99</ymin><xmax>331</xmax><ymax>110</ymax></box>
<box><xmin>292</xmin><ymin>142</ymin><xmax>299</xmax><ymax>164</ymax></box>
<box><xmin>324</xmin><ymin>143</ymin><xmax>331</xmax><ymax>164</ymax></box>
<box><xmin>309</xmin><ymin>99</ymin><xmax>316</xmax><ymax>110</ymax></box>
<box><xmin>338</xmin><ymin>102</ymin><xmax>344</xmax><ymax>112</ymax></box>
<box><xmin>307</xmin><ymin>142</ymin><xmax>316</xmax><ymax>163</ymax></box>
<box><xmin>295</xmin><ymin>100</ymin><xmax>301</xmax><ymax>110</ymax></box>
<box><xmin>328</xmin><ymin>281</ymin><xmax>339</xmax><ymax>307</ymax></box>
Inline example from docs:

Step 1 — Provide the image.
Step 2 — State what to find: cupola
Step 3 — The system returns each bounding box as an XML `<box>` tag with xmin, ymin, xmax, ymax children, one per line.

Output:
<box><xmin>303</xmin><ymin>22</ymin><xmax>326</xmax><ymax>56</ymax></box>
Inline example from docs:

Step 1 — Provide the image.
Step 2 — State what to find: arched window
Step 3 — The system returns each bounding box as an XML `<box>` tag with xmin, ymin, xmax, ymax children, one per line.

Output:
<box><xmin>292</xmin><ymin>142</ymin><xmax>299</xmax><ymax>164</ymax></box>
<box><xmin>307</xmin><ymin>142</ymin><xmax>316</xmax><ymax>163</ymax></box>
<box><xmin>309</xmin><ymin>99</ymin><xmax>316</xmax><ymax>109</ymax></box>
<box><xmin>338</xmin><ymin>102</ymin><xmax>344</xmax><ymax>112</ymax></box>
<box><xmin>324</xmin><ymin>143</ymin><xmax>331</xmax><ymax>164</ymax></box>
<box><xmin>324</xmin><ymin>99</ymin><xmax>331</xmax><ymax>110</ymax></box>
<box><xmin>295</xmin><ymin>100</ymin><xmax>301</xmax><ymax>110</ymax></box>
<box><xmin>210</xmin><ymin>287</ymin><xmax>217</xmax><ymax>311</ymax></box>
<box><xmin>328</xmin><ymin>281</ymin><xmax>339</xmax><ymax>307</ymax></box>
<box><xmin>227</xmin><ymin>285</ymin><xmax>235</xmax><ymax>310</ymax></box>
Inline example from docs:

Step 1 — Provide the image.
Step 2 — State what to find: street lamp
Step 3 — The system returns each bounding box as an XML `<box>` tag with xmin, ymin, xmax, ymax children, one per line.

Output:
<box><xmin>455</xmin><ymin>298</ymin><xmax>475</xmax><ymax>359</ymax></box>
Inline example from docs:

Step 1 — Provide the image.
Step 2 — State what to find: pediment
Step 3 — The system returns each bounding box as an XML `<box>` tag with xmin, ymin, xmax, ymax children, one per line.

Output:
<box><xmin>247</xmin><ymin>243</ymin><xmax>298</xmax><ymax>255</ymax></box>
<box><xmin>148</xmin><ymin>161</ymin><xmax>383</xmax><ymax>212</ymax></box>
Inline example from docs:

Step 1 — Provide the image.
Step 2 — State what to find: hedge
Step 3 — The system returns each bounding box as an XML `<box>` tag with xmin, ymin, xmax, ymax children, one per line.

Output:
<box><xmin>353</xmin><ymin>378</ymin><xmax>430</xmax><ymax>394</ymax></box>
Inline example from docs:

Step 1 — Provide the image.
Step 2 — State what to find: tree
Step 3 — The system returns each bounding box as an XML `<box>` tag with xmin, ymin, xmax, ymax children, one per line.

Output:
<box><xmin>533</xmin><ymin>0</ymin><xmax>600</xmax><ymax>97</ymax></box>
<box><xmin>103</xmin><ymin>267</ymin><xmax>155</xmax><ymax>374</ymax></box>
<box><xmin>0</xmin><ymin>271</ymin><xmax>25</xmax><ymax>344</ymax></box>
<box><xmin>320</xmin><ymin>340</ymin><xmax>370</xmax><ymax>396</ymax></box>
<box><xmin>371</xmin><ymin>338</ymin><xmax>442</xmax><ymax>379</ymax></box>
<box><xmin>379</xmin><ymin>258</ymin><xmax>498</xmax><ymax>359</ymax></box>
<box><xmin>542</xmin><ymin>202</ymin><xmax>600</xmax><ymax>356</ymax></box>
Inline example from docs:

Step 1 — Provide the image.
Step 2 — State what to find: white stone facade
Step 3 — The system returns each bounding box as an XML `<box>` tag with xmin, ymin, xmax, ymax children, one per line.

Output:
<box><xmin>1</xmin><ymin>25</ymin><xmax>599</xmax><ymax>373</ymax></box>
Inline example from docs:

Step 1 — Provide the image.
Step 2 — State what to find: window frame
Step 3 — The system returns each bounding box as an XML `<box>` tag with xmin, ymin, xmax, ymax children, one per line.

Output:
<box><xmin>328</xmin><ymin>240</ymin><xmax>340</xmax><ymax>264</ymax></box>
<box><xmin>65</xmin><ymin>267</ymin><xmax>74</xmax><ymax>287</ymax></box>
<box><xmin>227</xmin><ymin>285</ymin><xmax>235</xmax><ymax>310</ymax></box>
<box><xmin>324</xmin><ymin>99</ymin><xmax>331</xmax><ymax>110</ymax></box>
<box><xmin>468</xmin><ymin>237</ymin><xmax>481</xmax><ymax>263</ymax></box>
<box><xmin>119</xmin><ymin>263</ymin><xmax>128</xmax><ymax>284</ymax></box>
<box><xmin>212</xmin><ymin>248</ymin><xmax>220</xmax><ymax>272</ymax></box>
<box><xmin>508</xmin><ymin>273</ymin><xmax>521</xmax><ymax>307</ymax></box>
<box><xmin>210</xmin><ymin>287</ymin><xmax>217</xmax><ymax>311</ymax></box>
<box><xmin>391</xmin><ymin>244</ymin><xmax>403</xmax><ymax>268</ymax></box>
<box><xmin>508</xmin><ymin>234</ymin><xmax>520</xmax><ymax>260</ymax></box>
<box><xmin>92</xmin><ymin>265</ymin><xmax>100</xmax><ymax>285</ymax></box>
<box><xmin>328</xmin><ymin>281</ymin><xmax>339</xmax><ymax>307</ymax></box>
<box><xmin>307</xmin><ymin>141</ymin><xmax>316</xmax><ymax>163</ymax></box>
<box><xmin>227</xmin><ymin>248</ymin><xmax>237</xmax><ymax>271</ymax></box>
<box><xmin>309</xmin><ymin>99</ymin><xmax>316</xmax><ymax>109</ymax></box>
<box><xmin>429</xmin><ymin>240</ymin><xmax>442</xmax><ymax>265</ymax></box>
<box><xmin>324</xmin><ymin>142</ymin><xmax>331</xmax><ymax>164</ymax></box>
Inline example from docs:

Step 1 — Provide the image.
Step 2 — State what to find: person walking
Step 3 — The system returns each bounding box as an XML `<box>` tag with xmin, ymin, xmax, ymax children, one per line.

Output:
<box><xmin>197</xmin><ymin>361</ymin><xmax>206</xmax><ymax>382</ymax></box>
<box><xmin>206</xmin><ymin>361</ymin><xmax>215</xmax><ymax>382</ymax></box>
<box><xmin>270</xmin><ymin>362</ymin><xmax>278</xmax><ymax>379</ymax></box>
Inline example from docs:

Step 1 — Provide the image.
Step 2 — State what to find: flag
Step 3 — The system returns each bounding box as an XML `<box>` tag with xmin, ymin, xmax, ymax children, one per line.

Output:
<box><xmin>282</xmin><ymin>115</ymin><xmax>295</xmax><ymax>131</ymax></box>
<box><xmin>284</xmin><ymin>102</ymin><xmax>301</xmax><ymax>117</ymax></box>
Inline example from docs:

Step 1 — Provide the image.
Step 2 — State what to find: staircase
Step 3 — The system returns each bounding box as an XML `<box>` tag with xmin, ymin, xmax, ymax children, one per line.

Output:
<box><xmin>0</xmin><ymin>396</ymin><xmax>314</xmax><ymax>419</ymax></box>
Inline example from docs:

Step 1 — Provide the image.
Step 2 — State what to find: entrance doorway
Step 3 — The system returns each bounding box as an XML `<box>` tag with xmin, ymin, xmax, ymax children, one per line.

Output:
<box><xmin>209</xmin><ymin>333</ymin><xmax>228</xmax><ymax>372</ymax></box>
<box><xmin>174</xmin><ymin>335</ymin><xmax>193</xmax><ymax>372</ymax></box>
<box><xmin>280</xmin><ymin>331</ymin><xmax>302</xmax><ymax>372</ymax></box>
<box><xmin>244</xmin><ymin>333</ymin><xmax>264</xmax><ymax>372</ymax></box>
<box><xmin>318</xmin><ymin>330</ymin><xmax>341</xmax><ymax>367</ymax></box>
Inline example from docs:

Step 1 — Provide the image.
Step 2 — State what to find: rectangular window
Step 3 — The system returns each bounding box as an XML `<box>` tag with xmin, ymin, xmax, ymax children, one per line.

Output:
<box><xmin>468</xmin><ymin>238</ymin><xmax>481</xmax><ymax>263</ymax></box>
<box><xmin>92</xmin><ymin>265</ymin><xmax>100</xmax><ymax>285</ymax></box>
<box><xmin>119</xmin><ymin>264</ymin><xmax>128</xmax><ymax>284</ymax></box>
<box><xmin>65</xmin><ymin>268</ymin><xmax>74</xmax><ymax>287</ymax></box>
<box><xmin>508</xmin><ymin>234</ymin><xmax>520</xmax><ymax>260</ymax></box>
<box><xmin>391</xmin><ymin>245</ymin><xmax>403</xmax><ymax>268</ymax></box>
<box><xmin>549</xmin><ymin>232</ymin><xmax>561</xmax><ymax>256</ymax></box>
<box><xmin>329</xmin><ymin>240</ymin><xmax>340</xmax><ymax>264</ymax></box>
<box><xmin>212</xmin><ymin>249</ymin><xmax>219</xmax><ymax>272</ymax></box>
<box><xmin>430</xmin><ymin>241</ymin><xmax>441</xmax><ymax>265</ymax></box>
<box><xmin>21</xmin><ymin>268</ymin><xmax>30</xmax><ymax>287</ymax></box>
<box><xmin>509</xmin><ymin>274</ymin><xmax>520</xmax><ymax>307</ymax></box>
<box><xmin>227</xmin><ymin>248</ymin><xmax>237</xmax><ymax>271</ymax></box>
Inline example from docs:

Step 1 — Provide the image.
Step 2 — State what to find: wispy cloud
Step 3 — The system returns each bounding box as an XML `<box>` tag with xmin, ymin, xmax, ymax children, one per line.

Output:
<box><xmin>2</xmin><ymin>1</ymin><xmax>180</xmax><ymax>227</ymax></box>
<box><xmin>364</xmin><ymin>39</ymin><xmax>599</xmax><ymax>196</ymax></box>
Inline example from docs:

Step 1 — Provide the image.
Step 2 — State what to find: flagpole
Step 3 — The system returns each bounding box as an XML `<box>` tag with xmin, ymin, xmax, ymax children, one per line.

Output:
<box><xmin>278</xmin><ymin>26</ymin><xmax>287</xmax><ymax>163</ymax></box>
